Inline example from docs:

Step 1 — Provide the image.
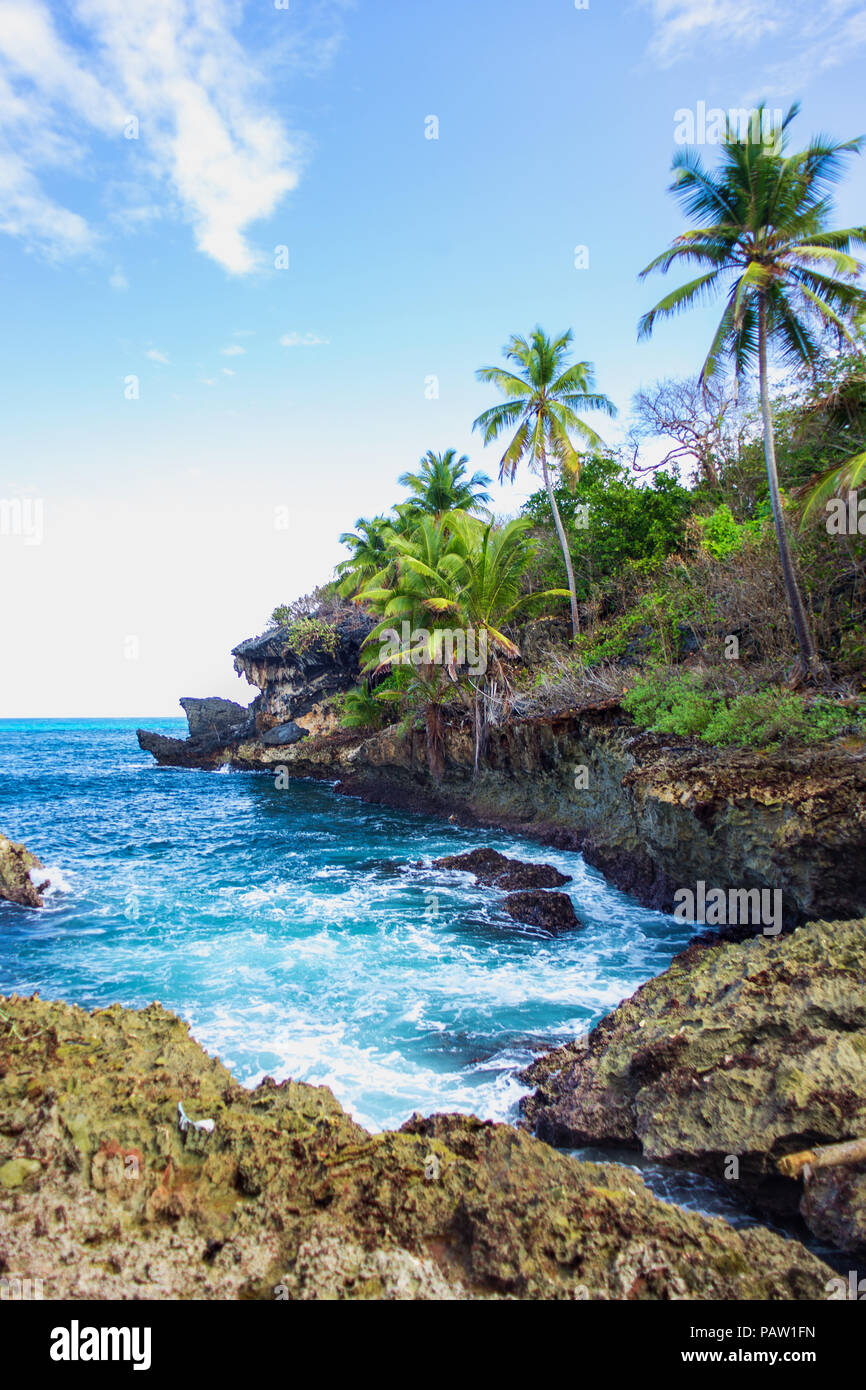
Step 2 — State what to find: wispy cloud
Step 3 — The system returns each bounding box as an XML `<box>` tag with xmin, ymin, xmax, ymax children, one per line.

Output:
<box><xmin>642</xmin><ymin>0</ymin><xmax>866</xmax><ymax>88</ymax></box>
<box><xmin>0</xmin><ymin>0</ymin><xmax>343</xmax><ymax>271</ymax></box>
<box><xmin>221</xmin><ymin>344</ymin><xmax>246</xmax><ymax>356</ymax></box>
<box><xmin>108</xmin><ymin>265</ymin><xmax>128</xmax><ymax>290</ymax></box>
<box><xmin>146</xmin><ymin>348</ymin><xmax>169</xmax><ymax>365</ymax></box>
<box><xmin>280</xmin><ymin>331</ymin><xmax>329</xmax><ymax>347</ymax></box>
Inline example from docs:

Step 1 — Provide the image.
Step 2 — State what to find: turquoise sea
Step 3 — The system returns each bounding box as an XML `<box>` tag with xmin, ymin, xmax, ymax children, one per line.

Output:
<box><xmin>0</xmin><ymin>718</ymin><xmax>695</xmax><ymax>1133</ymax></box>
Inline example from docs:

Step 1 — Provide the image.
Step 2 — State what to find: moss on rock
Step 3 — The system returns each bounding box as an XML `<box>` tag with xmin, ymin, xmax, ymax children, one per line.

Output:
<box><xmin>0</xmin><ymin>993</ymin><xmax>836</xmax><ymax>1299</ymax></box>
<box><xmin>520</xmin><ymin>917</ymin><xmax>866</xmax><ymax>1252</ymax></box>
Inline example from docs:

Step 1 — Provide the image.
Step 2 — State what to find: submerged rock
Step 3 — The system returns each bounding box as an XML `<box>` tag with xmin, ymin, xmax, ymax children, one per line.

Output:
<box><xmin>433</xmin><ymin>847</ymin><xmax>571</xmax><ymax>889</ymax></box>
<box><xmin>520</xmin><ymin>917</ymin><xmax>866</xmax><ymax>1252</ymax></box>
<box><xmin>0</xmin><ymin>833</ymin><xmax>49</xmax><ymax>908</ymax></box>
<box><xmin>0</xmin><ymin>994</ymin><xmax>835</xmax><ymax>1299</ymax></box>
<box><xmin>503</xmin><ymin>890</ymin><xmax>581</xmax><ymax>934</ymax></box>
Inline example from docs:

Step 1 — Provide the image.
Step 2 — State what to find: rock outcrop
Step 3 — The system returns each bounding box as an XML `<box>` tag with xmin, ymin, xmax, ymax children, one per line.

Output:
<box><xmin>232</xmin><ymin>610</ymin><xmax>374</xmax><ymax>732</ymax></box>
<box><xmin>179</xmin><ymin>697</ymin><xmax>252</xmax><ymax>740</ymax></box>
<box><xmin>0</xmin><ymin>994</ymin><xmax>836</xmax><ymax>1299</ymax></box>
<box><xmin>0</xmin><ymin>834</ymin><xmax>48</xmax><ymax>908</ymax></box>
<box><xmin>519</xmin><ymin>917</ymin><xmax>866</xmax><ymax>1253</ymax></box>
<box><xmin>503</xmin><ymin>890</ymin><xmax>581</xmax><ymax>933</ymax></box>
<box><xmin>432</xmin><ymin>847</ymin><xmax>572</xmax><ymax>890</ymax></box>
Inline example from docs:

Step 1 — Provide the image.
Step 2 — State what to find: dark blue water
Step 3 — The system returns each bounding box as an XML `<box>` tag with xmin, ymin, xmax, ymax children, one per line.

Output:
<box><xmin>0</xmin><ymin>719</ymin><xmax>694</xmax><ymax>1131</ymax></box>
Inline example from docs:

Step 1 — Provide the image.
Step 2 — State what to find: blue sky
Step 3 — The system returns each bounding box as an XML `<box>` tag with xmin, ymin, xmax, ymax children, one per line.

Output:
<box><xmin>1</xmin><ymin>0</ymin><xmax>865</xmax><ymax>714</ymax></box>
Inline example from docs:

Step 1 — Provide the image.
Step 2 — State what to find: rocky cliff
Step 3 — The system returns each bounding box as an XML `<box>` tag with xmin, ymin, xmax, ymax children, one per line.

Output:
<box><xmin>140</xmin><ymin>698</ymin><xmax>866</xmax><ymax>926</ymax></box>
<box><xmin>0</xmin><ymin>993</ymin><xmax>837</xmax><ymax>1299</ymax></box>
<box><xmin>520</xmin><ymin>916</ymin><xmax>866</xmax><ymax>1255</ymax></box>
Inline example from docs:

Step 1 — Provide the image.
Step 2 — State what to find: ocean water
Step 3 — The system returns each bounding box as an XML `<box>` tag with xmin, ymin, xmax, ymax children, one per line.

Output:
<box><xmin>0</xmin><ymin>718</ymin><xmax>695</xmax><ymax>1133</ymax></box>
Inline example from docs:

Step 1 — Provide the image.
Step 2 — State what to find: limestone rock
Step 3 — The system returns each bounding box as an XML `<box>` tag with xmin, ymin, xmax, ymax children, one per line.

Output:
<box><xmin>0</xmin><ymin>833</ymin><xmax>49</xmax><ymax>908</ymax></box>
<box><xmin>0</xmin><ymin>993</ymin><xmax>835</xmax><ymax>1300</ymax></box>
<box><xmin>520</xmin><ymin>917</ymin><xmax>866</xmax><ymax>1251</ymax></box>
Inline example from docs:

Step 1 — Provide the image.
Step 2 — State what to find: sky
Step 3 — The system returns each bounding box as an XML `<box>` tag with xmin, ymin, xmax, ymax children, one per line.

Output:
<box><xmin>1</xmin><ymin>0</ymin><xmax>865</xmax><ymax>715</ymax></box>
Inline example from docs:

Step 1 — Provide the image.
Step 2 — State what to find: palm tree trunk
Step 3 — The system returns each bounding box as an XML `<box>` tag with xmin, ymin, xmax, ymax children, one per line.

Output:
<box><xmin>540</xmin><ymin>453</ymin><xmax>580</xmax><ymax>637</ymax></box>
<box><xmin>757</xmin><ymin>297</ymin><xmax>818</xmax><ymax>673</ymax></box>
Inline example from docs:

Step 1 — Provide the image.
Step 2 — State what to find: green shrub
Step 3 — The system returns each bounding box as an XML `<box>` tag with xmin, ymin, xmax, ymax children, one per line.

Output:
<box><xmin>622</xmin><ymin>669</ymin><xmax>865</xmax><ymax>748</ymax></box>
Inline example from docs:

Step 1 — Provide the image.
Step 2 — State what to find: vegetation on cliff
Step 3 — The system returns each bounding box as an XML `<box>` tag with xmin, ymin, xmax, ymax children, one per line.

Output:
<box><xmin>250</xmin><ymin>106</ymin><xmax>866</xmax><ymax>768</ymax></box>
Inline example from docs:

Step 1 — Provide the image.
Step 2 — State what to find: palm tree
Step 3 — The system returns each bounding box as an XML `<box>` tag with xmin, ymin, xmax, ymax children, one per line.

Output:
<box><xmin>336</xmin><ymin>515</ymin><xmax>396</xmax><ymax>598</ymax></box>
<box><xmin>639</xmin><ymin>103</ymin><xmax>866</xmax><ymax>674</ymax></box>
<box><xmin>473</xmin><ymin>328</ymin><xmax>616</xmax><ymax>637</ymax></box>
<box><xmin>358</xmin><ymin>514</ymin><xmax>568</xmax><ymax>774</ymax></box>
<box><xmin>398</xmin><ymin>449</ymin><xmax>492</xmax><ymax>521</ymax></box>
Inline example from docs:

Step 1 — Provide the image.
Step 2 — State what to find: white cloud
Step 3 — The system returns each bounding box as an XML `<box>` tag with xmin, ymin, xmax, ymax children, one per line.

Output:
<box><xmin>221</xmin><ymin>344</ymin><xmax>246</xmax><ymax>356</ymax></box>
<box><xmin>221</xmin><ymin>367</ymin><xmax>235</xmax><ymax>375</ymax></box>
<box><xmin>0</xmin><ymin>0</ymin><xmax>337</xmax><ymax>271</ymax></box>
<box><xmin>109</xmin><ymin>265</ymin><xmax>128</xmax><ymax>290</ymax></box>
<box><xmin>642</xmin><ymin>0</ymin><xmax>866</xmax><ymax>83</ymax></box>
<box><xmin>280</xmin><ymin>331</ymin><xmax>329</xmax><ymax>347</ymax></box>
<box><xmin>146</xmin><ymin>348</ymin><xmax>169</xmax><ymax>364</ymax></box>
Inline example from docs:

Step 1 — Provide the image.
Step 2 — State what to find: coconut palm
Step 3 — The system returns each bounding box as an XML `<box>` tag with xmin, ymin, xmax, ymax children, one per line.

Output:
<box><xmin>358</xmin><ymin>514</ymin><xmax>568</xmax><ymax>774</ymax></box>
<box><xmin>336</xmin><ymin>515</ymin><xmax>396</xmax><ymax>598</ymax></box>
<box><xmin>473</xmin><ymin>329</ymin><xmax>616</xmax><ymax>637</ymax></box>
<box><xmin>398</xmin><ymin>449</ymin><xmax>492</xmax><ymax>521</ymax></box>
<box><xmin>639</xmin><ymin>103</ymin><xmax>866</xmax><ymax>674</ymax></box>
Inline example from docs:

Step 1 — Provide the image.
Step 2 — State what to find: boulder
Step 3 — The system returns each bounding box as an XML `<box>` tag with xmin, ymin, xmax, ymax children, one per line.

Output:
<box><xmin>260</xmin><ymin>722</ymin><xmax>310</xmax><ymax>747</ymax></box>
<box><xmin>433</xmin><ymin>847</ymin><xmax>571</xmax><ymax>889</ymax></box>
<box><xmin>503</xmin><ymin>890</ymin><xmax>581</xmax><ymax>934</ymax></box>
<box><xmin>0</xmin><ymin>834</ymin><xmax>49</xmax><ymax>908</ymax></box>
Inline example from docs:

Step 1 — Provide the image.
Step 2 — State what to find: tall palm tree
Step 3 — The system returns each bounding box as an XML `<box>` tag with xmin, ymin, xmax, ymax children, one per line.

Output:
<box><xmin>639</xmin><ymin>103</ymin><xmax>866</xmax><ymax>674</ymax></box>
<box><xmin>473</xmin><ymin>329</ymin><xmax>616</xmax><ymax>637</ymax></box>
<box><xmin>398</xmin><ymin>449</ymin><xmax>492</xmax><ymax>521</ymax></box>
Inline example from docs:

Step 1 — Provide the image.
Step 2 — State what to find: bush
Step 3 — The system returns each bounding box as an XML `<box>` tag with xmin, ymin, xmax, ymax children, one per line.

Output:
<box><xmin>622</xmin><ymin>668</ymin><xmax>865</xmax><ymax>748</ymax></box>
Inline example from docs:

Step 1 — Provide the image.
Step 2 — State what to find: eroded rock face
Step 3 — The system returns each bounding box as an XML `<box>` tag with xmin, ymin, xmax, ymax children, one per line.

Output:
<box><xmin>260</xmin><ymin>722</ymin><xmax>309</xmax><ymax>747</ymax></box>
<box><xmin>344</xmin><ymin>711</ymin><xmax>866</xmax><ymax>926</ymax></box>
<box><xmin>0</xmin><ymin>834</ymin><xmax>48</xmax><ymax>908</ymax></box>
<box><xmin>801</xmin><ymin>1164</ymin><xmax>866</xmax><ymax>1255</ymax></box>
<box><xmin>520</xmin><ymin>918</ymin><xmax>866</xmax><ymax>1251</ymax></box>
<box><xmin>0</xmin><ymin>995</ymin><xmax>834</xmax><ymax>1299</ymax></box>
<box><xmin>232</xmin><ymin>612</ymin><xmax>374</xmax><ymax>731</ymax></box>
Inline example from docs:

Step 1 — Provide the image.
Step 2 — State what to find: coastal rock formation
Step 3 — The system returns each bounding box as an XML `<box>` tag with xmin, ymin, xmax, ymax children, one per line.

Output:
<box><xmin>503</xmin><ymin>890</ymin><xmax>581</xmax><ymax>933</ymax></box>
<box><xmin>231</xmin><ymin>610</ymin><xmax>374</xmax><ymax>732</ymax></box>
<box><xmin>179</xmin><ymin>697</ymin><xmax>252</xmax><ymax>740</ymax></box>
<box><xmin>433</xmin><ymin>847</ymin><xmax>571</xmax><ymax>890</ymax></box>
<box><xmin>0</xmin><ymin>834</ymin><xmax>48</xmax><ymax>908</ymax></box>
<box><xmin>343</xmin><ymin>710</ymin><xmax>866</xmax><ymax>926</ymax></box>
<box><xmin>138</xmin><ymin>643</ymin><xmax>866</xmax><ymax>924</ymax></box>
<box><xmin>519</xmin><ymin>917</ymin><xmax>866</xmax><ymax>1252</ymax></box>
<box><xmin>0</xmin><ymin>994</ymin><xmax>835</xmax><ymax>1299</ymax></box>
